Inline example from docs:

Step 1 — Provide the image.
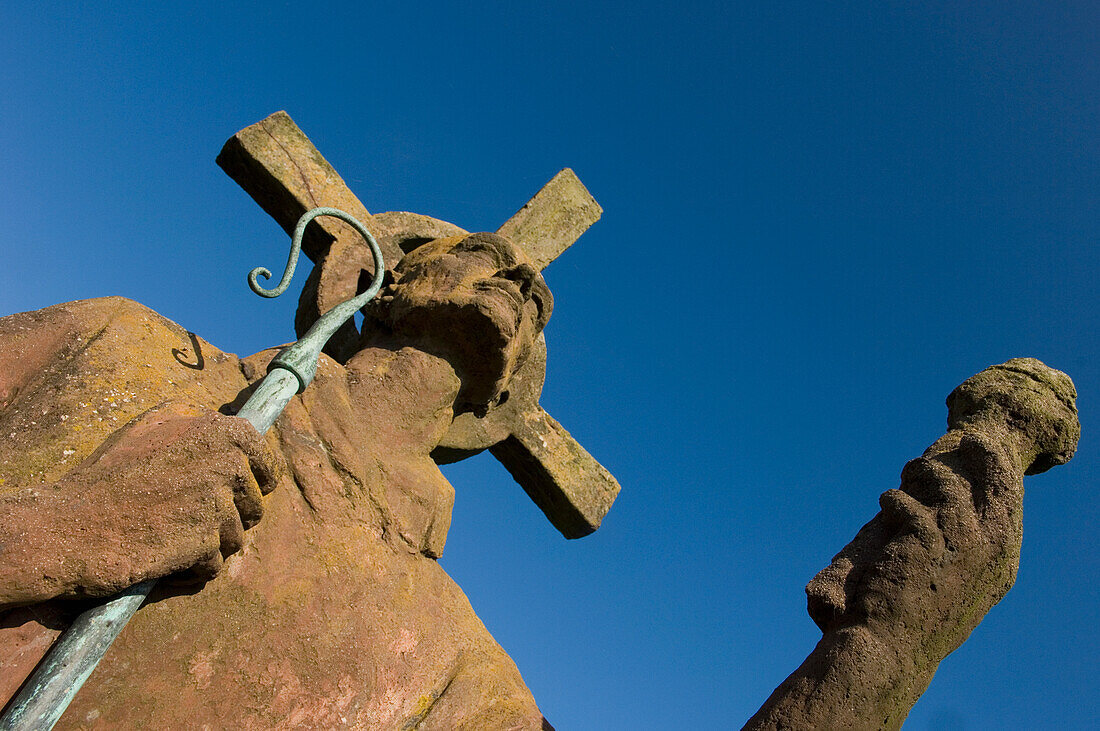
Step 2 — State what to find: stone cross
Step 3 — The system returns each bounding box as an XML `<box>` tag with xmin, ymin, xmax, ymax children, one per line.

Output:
<box><xmin>217</xmin><ymin>111</ymin><xmax>619</xmax><ymax>539</ymax></box>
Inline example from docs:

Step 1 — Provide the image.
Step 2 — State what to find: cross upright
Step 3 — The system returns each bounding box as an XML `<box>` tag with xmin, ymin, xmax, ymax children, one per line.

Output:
<box><xmin>217</xmin><ymin>111</ymin><xmax>620</xmax><ymax>539</ymax></box>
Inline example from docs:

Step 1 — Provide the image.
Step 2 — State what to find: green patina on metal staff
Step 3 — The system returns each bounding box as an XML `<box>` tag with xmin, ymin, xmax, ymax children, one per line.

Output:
<box><xmin>0</xmin><ymin>207</ymin><xmax>384</xmax><ymax>731</ymax></box>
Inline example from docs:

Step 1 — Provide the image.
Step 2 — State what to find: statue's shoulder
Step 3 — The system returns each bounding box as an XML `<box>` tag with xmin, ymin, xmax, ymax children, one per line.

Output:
<box><xmin>0</xmin><ymin>297</ymin><xmax>247</xmax><ymax>486</ymax></box>
<box><xmin>0</xmin><ymin>296</ymin><xmax>171</xmax><ymax>339</ymax></box>
<box><xmin>0</xmin><ymin>297</ymin><xmax>233</xmax><ymax>361</ymax></box>
<box><xmin>0</xmin><ymin>295</ymin><xmax>229</xmax><ymax>384</ymax></box>
<box><xmin>0</xmin><ymin>298</ymin><xmax>162</xmax><ymax>413</ymax></box>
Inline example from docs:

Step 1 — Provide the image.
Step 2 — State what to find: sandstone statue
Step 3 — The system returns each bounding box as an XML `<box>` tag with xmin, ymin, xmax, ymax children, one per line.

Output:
<box><xmin>0</xmin><ymin>113</ymin><xmax>621</xmax><ymax>729</ymax></box>
<box><xmin>0</xmin><ymin>112</ymin><xmax>1083</xmax><ymax>730</ymax></box>
<box><xmin>746</xmin><ymin>358</ymin><xmax>1079</xmax><ymax>730</ymax></box>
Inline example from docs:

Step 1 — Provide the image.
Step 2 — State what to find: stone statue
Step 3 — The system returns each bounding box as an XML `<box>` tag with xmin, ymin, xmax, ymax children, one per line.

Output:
<box><xmin>0</xmin><ymin>111</ymin><xmax>1082</xmax><ymax>730</ymax></box>
<box><xmin>746</xmin><ymin>358</ymin><xmax>1080</xmax><ymax>730</ymax></box>
<box><xmin>0</xmin><ymin>114</ymin><xmax>622</xmax><ymax>729</ymax></box>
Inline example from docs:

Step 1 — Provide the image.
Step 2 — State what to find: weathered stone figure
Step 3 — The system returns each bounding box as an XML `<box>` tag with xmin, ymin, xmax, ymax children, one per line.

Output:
<box><xmin>0</xmin><ymin>111</ymin><xmax>1082</xmax><ymax>730</ymax></box>
<box><xmin>746</xmin><ymin>358</ymin><xmax>1079</xmax><ymax>730</ymax></box>
<box><xmin>0</xmin><ymin>245</ymin><xmax>539</xmax><ymax>727</ymax></box>
<box><xmin>0</xmin><ymin>114</ymin><xmax>620</xmax><ymax>729</ymax></box>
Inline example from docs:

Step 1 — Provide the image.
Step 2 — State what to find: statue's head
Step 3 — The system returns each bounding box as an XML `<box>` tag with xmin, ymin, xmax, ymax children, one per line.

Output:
<box><xmin>367</xmin><ymin>232</ymin><xmax>552</xmax><ymax>412</ymax></box>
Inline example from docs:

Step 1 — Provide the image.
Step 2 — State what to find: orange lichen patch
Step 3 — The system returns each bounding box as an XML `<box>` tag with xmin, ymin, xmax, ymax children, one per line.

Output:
<box><xmin>0</xmin><ymin>298</ymin><xmax>248</xmax><ymax>491</ymax></box>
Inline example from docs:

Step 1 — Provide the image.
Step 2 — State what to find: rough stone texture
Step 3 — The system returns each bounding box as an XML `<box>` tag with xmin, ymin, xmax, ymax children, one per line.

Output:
<box><xmin>293</xmin><ymin>234</ymin><xmax>384</xmax><ymax>363</ymax></box>
<box><xmin>0</xmin><ymin>113</ymin><xmax>618</xmax><ymax>727</ymax></box>
<box><xmin>0</xmin><ymin>399</ymin><xmax>279</xmax><ymax>607</ymax></box>
<box><xmin>745</xmin><ymin>358</ymin><xmax>1080</xmax><ymax>731</ymax></box>
<box><xmin>433</xmin><ymin>335</ymin><xmax>547</xmax><ymax>463</ymax></box>
<box><xmin>495</xmin><ymin>168</ymin><xmax>603</xmax><ymax>272</ymax></box>
<box><xmin>369</xmin><ymin>233</ymin><xmax>619</xmax><ymax>538</ymax></box>
<box><xmin>372</xmin><ymin>211</ymin><xmax>470</xmax><ymax>256</ymax></box>
<box><xmin>368</xmin><ymin>233</ymin><xmax>552</xmax><ymax>414</ymax></box>
<box><xmin>217</xmin><ymin>111</ymin><xmax>620</xmax><ymax>541</ymax></box>
<box><xmin>490</xmin><ymin>408</ymin><xmax>622</xmax><ymax>539</ymax></box>
<box><xmin>217</xmin><ymin>111</ymin><xmax>400</xmax><ymax>363</ymax></box>
<box><xmin>215</xmin><ymin>110</ymin><xmax>396</xmax><ymax>266</ymax></box>
<box><xmin>0</xmin><ymin>225</ymin><xmax>562</xmax><ymax>729</ymax></box>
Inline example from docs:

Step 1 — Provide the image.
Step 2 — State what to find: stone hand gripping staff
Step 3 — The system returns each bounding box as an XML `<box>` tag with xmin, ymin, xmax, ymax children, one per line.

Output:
<box><xmin>0</xmin><ymin>207</ymin><xmax>385</xmax><ymax>730</ymax></box>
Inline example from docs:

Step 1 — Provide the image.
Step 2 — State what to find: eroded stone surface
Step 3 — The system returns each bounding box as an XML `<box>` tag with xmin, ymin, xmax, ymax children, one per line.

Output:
<box><xmin>745</xmin><ymin>358</ymin><xmax>1080</xmax><ymax>731</ymax></box>
<box><xmin>433</xmin><ymin>335</ymin><xmax>547</xmax><ymax>463</ymax></box>
<box><xmin>0</xmin><ymin>112</ymin><xmax>619</xmax><ymax>728</ymax></box>
<box><xmin>0</xmin><ymin>231</ymin><xmax>557</xmax><ymax>729</ymax></box>
<box><xmin>218</xmin><ymin>112</ymin><xmax>620</xmax><ymax>542</ymax></box>
<box><xmin>496</xmin><ymin>168</ymin><xmax>603</xmax><ymax>271</ymax></box>
<box><xmin>490</xmin><ymin>407</ymin><xmax>621</xmax><ymax>539</ymax></box>
<box><xmin>216</xmin><ymin>110</ymin><xmax>394</xmax><ymax>266</ymax></box>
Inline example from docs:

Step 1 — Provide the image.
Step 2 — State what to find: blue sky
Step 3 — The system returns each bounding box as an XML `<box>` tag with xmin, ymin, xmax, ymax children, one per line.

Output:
<box><xmin>2</xmin><ymin>2</ymin><xmax>1097</xmax><ymax>728</ymax></box>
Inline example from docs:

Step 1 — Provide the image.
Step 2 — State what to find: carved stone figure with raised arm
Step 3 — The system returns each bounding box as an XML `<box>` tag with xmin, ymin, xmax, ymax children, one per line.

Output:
<box><xmin>746</xmin><ymin>358</ymin><xmax>1079</xmax><ymax>730</ymax></box>
<box><xmin>0</xmin><ymin>112</ymin><xmax>1082</xmax><ymax>730</ymax></box>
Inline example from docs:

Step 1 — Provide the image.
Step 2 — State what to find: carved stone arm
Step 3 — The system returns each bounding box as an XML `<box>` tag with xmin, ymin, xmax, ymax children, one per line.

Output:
<box><xmin>746</xmin><ymin>358</ymin><xmax>1080</xmax><ymax>731</ymax></box>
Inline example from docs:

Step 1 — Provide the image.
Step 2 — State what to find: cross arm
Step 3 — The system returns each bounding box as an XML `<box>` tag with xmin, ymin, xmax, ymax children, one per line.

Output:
<box><xmin>496</xmin><ymin>169</ymin><xmax>603</xmax><ymax>271</ymax></box>
<box><xmin>216</xmin><ymin>110</ymin><xmax>400</xmax><ymax>266</ymax></box>
<box><xmin>489</xmin><ymin>407</ymin><xmax>620</xmax><ymax>538</ymax></box>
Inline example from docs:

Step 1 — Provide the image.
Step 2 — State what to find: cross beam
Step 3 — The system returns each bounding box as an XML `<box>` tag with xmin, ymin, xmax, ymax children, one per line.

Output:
<box><xmin>218</xmin><ymin>111</ymin><xmax>619</xmax><ymax>538</ymax></box>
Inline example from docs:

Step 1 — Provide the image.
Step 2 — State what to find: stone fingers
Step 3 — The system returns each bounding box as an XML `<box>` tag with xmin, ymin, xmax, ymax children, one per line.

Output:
<box><xmin>218</xmin><ymin>475</ymin><xmax>247</xmax><ymax>558</ymax></box>
<box><xmin>229</xmin><ymin>465</ymin><xmax>265</xmax><ymax>530</ymax></box>
<box><xmin>879</xmin><ymin>488</ymin><xmax>945</xmax><ymax>554</ymax></box>
<box><xmin>187</xmin><ymin>544</ymin><xmax>224</xmax><ymax>584</ymax></box>
<box><xmin>226</xmin><ymin>414</ymin><xmax>282</xmax><ymax>495</ymax></box>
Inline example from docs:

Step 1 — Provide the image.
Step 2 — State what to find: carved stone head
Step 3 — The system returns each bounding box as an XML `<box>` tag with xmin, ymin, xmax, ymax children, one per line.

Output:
<box><xmin>367</xmin><ymin>232</ymin><xmax>553</xmax><ymax>412</ymax></box>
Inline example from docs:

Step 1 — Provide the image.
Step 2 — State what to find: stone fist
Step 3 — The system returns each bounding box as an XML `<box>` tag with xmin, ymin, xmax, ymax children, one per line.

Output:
<box><xmin>0</xmin><ymin>402</ymin><xmax>282</xmax><ymax>608</ymax></box>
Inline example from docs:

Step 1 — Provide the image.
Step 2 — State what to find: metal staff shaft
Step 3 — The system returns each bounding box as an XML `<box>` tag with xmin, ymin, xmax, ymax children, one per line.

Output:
<box><xmin>0</xmin><ymin>208</ymin><xmax>383</xmax><ymax>731</ymax></box>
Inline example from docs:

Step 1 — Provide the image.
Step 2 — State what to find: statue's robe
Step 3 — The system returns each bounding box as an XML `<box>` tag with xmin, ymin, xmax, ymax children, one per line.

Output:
<box><xmin>0</xmin><ymin>297</ymin><xmax>545</xmax><ymax>729</ymax></box>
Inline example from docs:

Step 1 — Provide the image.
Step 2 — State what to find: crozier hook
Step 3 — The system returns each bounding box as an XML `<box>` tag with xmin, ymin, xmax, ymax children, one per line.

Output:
<box><xmin>248</xmin><ymin>206</ymin><xmax>380</xmax><ymax>298</ymax></box>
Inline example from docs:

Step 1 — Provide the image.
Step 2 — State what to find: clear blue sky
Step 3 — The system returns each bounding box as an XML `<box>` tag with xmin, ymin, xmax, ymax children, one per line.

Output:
<box><xmin>2</xmin><ymin>2</ymin><xmax>1097</xmax><ymax>728</ymax></box>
